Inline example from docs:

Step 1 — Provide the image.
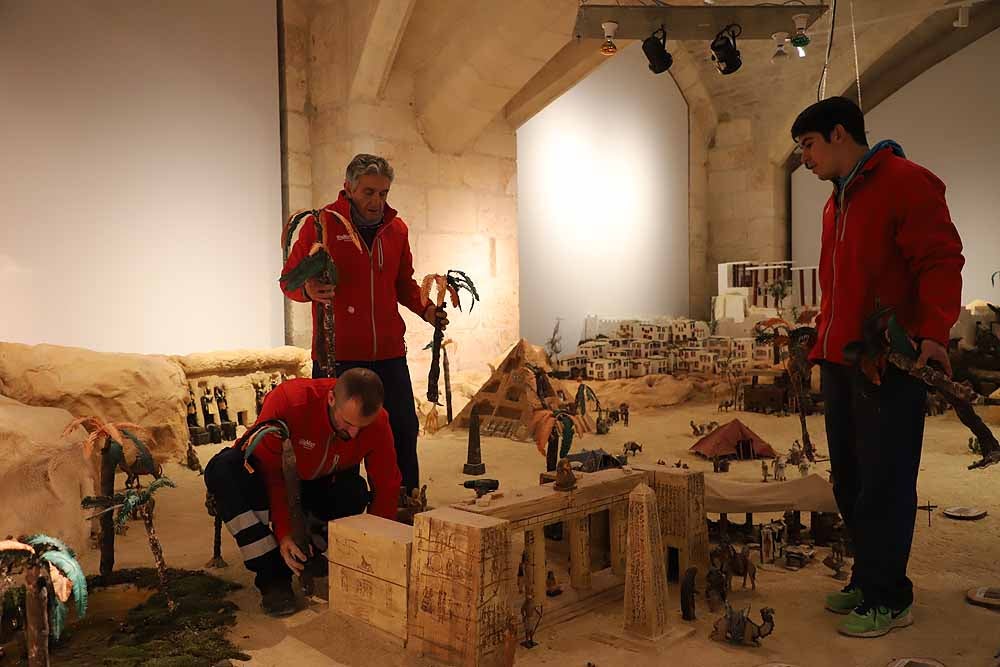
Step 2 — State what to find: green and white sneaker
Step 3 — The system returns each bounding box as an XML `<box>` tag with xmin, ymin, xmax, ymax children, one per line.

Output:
<box><xmin>825</xmin><ymin>584</ymin><xmax>864</xmax><ymax>614</ymax></box>
<box><xmin>837</xmin><ymin>603</ymin><xmax>913</xmax><ymax>638</ymax></box>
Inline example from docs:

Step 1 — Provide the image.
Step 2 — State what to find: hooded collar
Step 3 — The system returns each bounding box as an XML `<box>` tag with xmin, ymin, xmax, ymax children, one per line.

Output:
<box><xmin>325</xmin><ymin>191</ymin><xmax>398</xmax><ymax>227</ymax></box>
<box><xmin>836</xmin><ymin>139</ymin><xmax>906</xmax><ymax>196</ymax></box>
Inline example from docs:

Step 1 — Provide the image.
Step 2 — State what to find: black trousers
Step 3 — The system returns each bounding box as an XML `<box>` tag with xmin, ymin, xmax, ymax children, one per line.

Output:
<box><xmin>204</xmin><ymin>445</ymin><xmax>370</xmax><ymax>590</ymax></box>
<box><xmin>821</xmin><ymin>362</ymin><xmax>927</xmax><ymax>610</ymax></box>
<box><xmin>315</xmin><ymin>356</ymin><xmax>421</xmax><ymax>492</ymax></box>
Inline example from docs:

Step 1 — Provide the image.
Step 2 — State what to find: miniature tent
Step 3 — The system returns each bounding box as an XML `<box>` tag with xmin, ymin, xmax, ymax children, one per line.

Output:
<box><xmin>450</xmin><ymin>339</ymin><xmax>593</xmax><ymax>441</ymax></box>
<box><xmin>704</xmin><ymin>473</ymin><xmax>837</xmax><ymax>514</ymax></box>
<box><xmin>689</xmin><ymin>419</ymin><xmax>776</xmax><ymax>460</ymax></box>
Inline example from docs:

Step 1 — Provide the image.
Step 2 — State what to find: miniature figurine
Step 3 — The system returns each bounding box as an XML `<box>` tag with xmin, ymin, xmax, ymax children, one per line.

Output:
<box><xmin>200</xmin><ymin>386</ymin><xmax>215</xmax><ymax>425</ymax></box>
<box><xmin>619</xmin><ymin>402</ymin><xmax>630</xmax><ymax>427</ymax></box>
<box><xmin>622</xmin><ymin>441</ymin><xmax>642</xmax><ymax>457</ymax></box>
<box><xmin>710</xmin><ymin>604</ymin><xmax>775</xmax><ymax>647</ymax></box>
<box><xmin>788</xmin><ymin>440</ymin><xmax>803</xmax><ymax>466</ymax></box>
<box><xmin>186</xmin><ymin>389</ymin><xmax>199</xmax><ymax>428</ymax></box>
<box><xmin>520</xmin><ymin>598</ymin><xmax>543</xmax><ymax>649</ymax></box>
<box><xmin>545</xmin><ymin>570</ymin><xmax>563</xmax><ymax>597</ymax></box>
<box><xmin>680</xmin><ymin>566</ymin><xmax>698</xmax><ymax>620</ymax></box>
<box><xmin>823</xmin><ymin>539</ymin><xmax>849</xmax><ymax>581</ymax></box>
<box><xmin>718</xmin><ymin>399</ymin><xmax>733</xmax><ymax>412</ymax></box>
<box><xmin>705</xmin><ymin>566</ymin><xmax>727</xmax><ymax>612</ymax></box>
<box><xmin>553</xmin><ymin>458</ymin><xmax>577</xmax><ymax>491</ymax></box>
<box><xmin>252</xmin><ymin>379</ymin><xmax>267</xmax><ymax>415</ymax></box>
<box><xmin>706</xmin><ymin>421</ymin><xmax>719</xmax><ymax>433</ymax></box>
<box><xmin>214</xmin><ymin>386</ymin><xmax>231</xmax><ymax>423</ymax></box>
<box><xmin>772</xmin><ymin>455</ymin><xmax>787</xmax><ymax>481</ymax></box>
<box><xmin>690</xmin><ymin>420</ymin><xmax>704</xmax><ymax>437</ymax></box>
<box><xmin>657</xmin><ymin>458</ymin><xmax>668</xmax><ymax>466</ymax></box>
<box><xmin>798</xmin><ymin>460</ymin><xmax>810</xmax><ymax>478</ymax></box>
<box><xmin>761</xmin><ymin>460</ymin><xmax>770</xmax><ymax>483</ymax></box>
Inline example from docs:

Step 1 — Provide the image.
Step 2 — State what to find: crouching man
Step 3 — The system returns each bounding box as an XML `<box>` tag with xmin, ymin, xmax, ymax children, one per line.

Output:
<box><xmin>204</xmin><ymin>368</ymin><xmax>401</xmax><ymax>616</ymax></box>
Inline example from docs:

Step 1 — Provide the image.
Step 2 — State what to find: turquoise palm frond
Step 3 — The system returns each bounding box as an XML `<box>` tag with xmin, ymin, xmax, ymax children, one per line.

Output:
<box><xmin>25</xmin><ymin>534</ymin><xmax>74</xmax><ymax>557</ymax></box>
<box><xmin>115</xmin><ymin>491</ymin><xmax>143</xmax><ymax>530</ymax></box>
<box><xmin>39</xmin><ymin>549</ymin><xmax>88</xmax><ymax>618</ymax></box>
<box><xmin>140</xmin><ymin>477</ymin><xmax>177</xmax><ymax>504</ymax></box>
<box><xmin>49</xmin><ymin>597</ymin><xmax>67</xmax><ymax>640</ymax></box>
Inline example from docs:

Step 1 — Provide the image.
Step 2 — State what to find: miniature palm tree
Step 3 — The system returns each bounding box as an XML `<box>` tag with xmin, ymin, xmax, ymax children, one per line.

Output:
<box><xmin>544</xmin><ymin>319</ymin><xmax>563</xmax><ymax>367</ymax></box>
<box><xmin>83</xmin><ymin>478</ymin><xmax>177</xmax><ymax>610</ymax></box>
<box><xmin>574</xmin><ymin>384</ymin><xmax>600</xmax><ymax>417</ymax></box>
<box><xmin>765</xmin><ymin>278</ymin><xmax>792</xmax><ymax>317</ymax></box>
<box><xmin>423</xmin><ymin>338</ymin><xmax>456</xmax><ymax>422</ymax></box>
<box><xmin>754</xmin><ymin>315</ymin><xmax>817</xmax><ymax>461</ymax></box>
<box><xmin>281</xmin><ymin>209</ymin><xmax>362</xmax><ymax>378</ymax></box>
<box><xmin>421</xmin><ymin>270</ymin><xmax>479</xmax><ymax>404</ymax></box>
<box><xmin>63</xmin><ymin>417</ymin><xmax>160</xmax><ymax>578</ymax></box>
<box><xmin>532</xmin><ymin>410</ymin><xmax>575</xmax><ymax>470</ymax></box>
<box><xmin>0</xmin><ymin>534</ymin><xmax>88</xmax><ymax>666</ymax></box>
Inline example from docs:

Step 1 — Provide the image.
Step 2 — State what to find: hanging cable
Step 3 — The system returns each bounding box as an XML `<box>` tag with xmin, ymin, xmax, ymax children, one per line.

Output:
<box><xmin>817</xmin><ymin>0</ymin><xmax>837</xmax><ymax>101</ymax></box>
<box><xmin>849</xmin><ymin>0</ymin><xmax>863</xmax><ymax>111</ymax></box>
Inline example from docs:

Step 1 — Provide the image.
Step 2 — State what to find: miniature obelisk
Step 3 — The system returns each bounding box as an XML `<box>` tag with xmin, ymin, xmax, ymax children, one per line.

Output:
<box><xmin>624</xmin><ymin>482</ymin><xmax>670</xmax><ymax>639</ymax></box>
<box><xmin>463</xmin><ymin>406</ymin><xmax>486</xmax><ymax>475</ymax></box>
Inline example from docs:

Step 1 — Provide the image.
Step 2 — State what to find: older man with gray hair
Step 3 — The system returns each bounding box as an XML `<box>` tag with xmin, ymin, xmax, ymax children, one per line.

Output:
<box><xmin>281</xmin><ymin>154</ymin><xmax>446</xmax><ymax>497</ymax></box>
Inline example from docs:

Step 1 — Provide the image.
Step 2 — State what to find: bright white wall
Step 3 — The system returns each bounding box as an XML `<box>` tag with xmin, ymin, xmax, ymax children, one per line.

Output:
<box><xmin>517</xmin><ymin>43</ymin><xmax>689</xmax><ymax>351</ymax></box>
<box><xmin>792</xmin><ymin>27</ymin><xmax>1000</xmax><ymax>304</ymax></box>
<box><xmin>0</xmin><ymin>0</ymin><xmax>283</xmax><ymax>354</ymax></box>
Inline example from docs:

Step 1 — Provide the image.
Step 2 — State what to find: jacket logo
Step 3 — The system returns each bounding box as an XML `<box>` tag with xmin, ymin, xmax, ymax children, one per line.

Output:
<box><xmin>335</xmin><ymin>234</ymin><xmax>354</xmax><ymax>242</ymax></box>
<box><xmin>298</xmin><ymin>438</ymin><xmax>316</xmax><ymax>450</ymax></box>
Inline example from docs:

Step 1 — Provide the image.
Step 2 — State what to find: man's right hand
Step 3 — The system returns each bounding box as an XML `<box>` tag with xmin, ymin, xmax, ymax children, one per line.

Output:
<box><xmin>304</xmin><ymin>278</ymin><xmax>335</xmax><ymax>305</ymax></box>
<box><xmin>279</xmin><ymin>535</ymin><xmax>311</xmax><ymax>575</ymax></box>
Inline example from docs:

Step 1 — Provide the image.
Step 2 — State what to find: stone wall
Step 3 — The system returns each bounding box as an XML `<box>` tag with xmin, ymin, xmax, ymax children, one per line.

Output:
<box><xmin>283</xmin><ymin>0</ymin><xmax>520</xmax><ymax>377</ymax></box>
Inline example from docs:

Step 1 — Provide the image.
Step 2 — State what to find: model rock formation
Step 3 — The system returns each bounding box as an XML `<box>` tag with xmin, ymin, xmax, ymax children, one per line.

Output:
<box><xmin>0</xmin><ymin>396</ymin><xmax>94</xmax><ymax>550</ymax></box>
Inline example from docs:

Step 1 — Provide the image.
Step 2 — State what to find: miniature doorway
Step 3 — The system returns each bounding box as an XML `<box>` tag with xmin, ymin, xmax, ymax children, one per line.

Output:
<box><xmin>736</xmin><ymin>438</ymin><xmax>754</xmax><ymax>460</ymax></box>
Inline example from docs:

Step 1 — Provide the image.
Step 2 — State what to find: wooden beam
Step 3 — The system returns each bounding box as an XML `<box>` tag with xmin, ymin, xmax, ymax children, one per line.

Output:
<box><xmin>348</xmin><ymin>0</ymin><xmax>416</xmax><ymax>104</ymax></box>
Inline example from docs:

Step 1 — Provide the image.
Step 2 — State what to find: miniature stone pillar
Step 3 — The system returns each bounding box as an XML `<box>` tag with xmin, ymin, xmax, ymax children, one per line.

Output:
<box><xmin>761</xmin><ymin>525</ymin><xmax>775</xmax><ymax>564</ymax></box>
<box><xmin>568</xmin><ymin>515</ymin><xmax>592</xmax><ymax>590</ymax></box>
<box><xmin>524</xmin><ymin>526</ymin><xmax>546</xmax><ymax>605</ymax></box>
<box><xmin>624</xmin><ymin>483</ymin><xmax>670</xmax><ymax>640</ymax></box>
<box><xmin>408</xmin><ymin>508</ymin><xmax>513</xmax><ymax>667</ymax></box>
<box><xmin>463</xmin><ymin>407</ymin><xmax>486</xmax><ymax>475</ymax></box>
<box><xmin>609</xmin><ymin>502</ymin><xmax>628</xmax><ymax>577</ymax></box>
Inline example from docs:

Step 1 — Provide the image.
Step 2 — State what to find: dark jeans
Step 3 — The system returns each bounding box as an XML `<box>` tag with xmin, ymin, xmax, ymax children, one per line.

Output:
<box><xmin>821</xmin><ymin>362</ymin><xmax>927</xmax><ymax>610</ymax></box>
<box><xmin>205</xmin><ymin>445</ymin><xmax>370</xmax><ymax>590</ymax></box>
<box><xmin>314</xmin><ymin>356</ymin><xmax>420</xmax><ymax>492</ymax></box>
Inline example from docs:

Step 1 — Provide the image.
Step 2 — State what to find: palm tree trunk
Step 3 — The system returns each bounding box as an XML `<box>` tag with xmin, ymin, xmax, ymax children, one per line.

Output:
<box><xmin>99</xmin><ymin>445</ymin><xmax>116</xmax><ymax>578</ymax></box>
<box><xmin>142</xmin><ymin>502</ymin><xmax>175</xmax><ymax>611</ymax></box>
<box><xmin>24</xmin><ymin>562</ymin><xmax>50</xmax><ymax>667</ymax></box>
<box><xmin>443</xmin><ymin>346</ymin><xmax>453</xmax><ymax>423</ymax></box>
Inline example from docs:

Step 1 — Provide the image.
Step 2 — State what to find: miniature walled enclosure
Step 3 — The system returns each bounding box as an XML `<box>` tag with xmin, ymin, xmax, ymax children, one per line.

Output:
<box><xmin>327</xmin><ymin>464</ymin><xmax>708</xmax><ymax>665</ymax></box>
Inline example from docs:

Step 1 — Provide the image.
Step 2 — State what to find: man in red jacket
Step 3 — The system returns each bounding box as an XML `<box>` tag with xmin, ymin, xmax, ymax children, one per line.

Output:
<box><xmin>204</xmin><ymin>369</ymin><xmax>401</xmax><ymax>616</ymax></box>
<box><xmin>281</xmin><ymin>154</ymin><xmax>444</xmax><ymax>495</ymax></box>
<box><xmin>792</xmin><ymin>97</ymin><xmax>964</xmax><ymax>637</ymax></box>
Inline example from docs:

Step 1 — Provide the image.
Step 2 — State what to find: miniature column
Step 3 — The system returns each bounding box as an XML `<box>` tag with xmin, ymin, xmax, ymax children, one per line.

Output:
<box><xmin>624</xmin><ymin>483</ymin><xmax>670</xmax><ymax>640</ymax></box>
<box><xmin>568</xmin><ymin>515</ymin><xmax>592</xmax><ymax>590</ymax></box>
<box><xmin>463</xmin><ymin>407</ymin><xmax>486</xmax><ymax>475</ymax></box>
<box><xmin>524</xmin><ymin>526</ymin><xmax>546</xmax><ymax>605</ymax></box>
<box><xmin>609</xmin><ymin>502</ymin><xmax>628</xmax><ymax>577</ymax></box>
<box><xmin>408</xmin><ymin>508</ymin><xmax>513</xmax><ymax>667</ymax></box>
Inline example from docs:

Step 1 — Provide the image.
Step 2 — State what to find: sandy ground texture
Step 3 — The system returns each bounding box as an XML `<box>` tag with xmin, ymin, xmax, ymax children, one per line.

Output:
<box><xmin>79</xmin><ymin>394</ymin><xmax>1000</xmax><ymax>667</ymax></box>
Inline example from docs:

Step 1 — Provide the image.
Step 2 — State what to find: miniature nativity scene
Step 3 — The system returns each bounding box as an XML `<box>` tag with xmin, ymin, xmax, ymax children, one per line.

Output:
<box><xmin>4</xmin><ymin>1</ymin><xmax>1000</xmax><ymax>666</ymax></box>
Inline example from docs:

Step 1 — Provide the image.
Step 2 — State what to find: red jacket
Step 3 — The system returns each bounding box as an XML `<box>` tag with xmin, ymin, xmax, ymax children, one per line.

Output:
<box><xmin>248</xmin><ymin>378</ymin><xmax>402</xmax><ymax>541</ymax></box>
<box><xmin>811</xmin><ymin>143</ymin><xmax>964</xmax><ymax>365</ymax></box>
<box><xmin>281</xmin><ymin>192</ymin><xmax>426</xmax><ymax>361</ymax></box>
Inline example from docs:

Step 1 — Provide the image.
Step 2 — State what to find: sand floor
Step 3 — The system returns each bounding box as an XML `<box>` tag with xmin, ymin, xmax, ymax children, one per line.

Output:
<box><xmin>79</xmin><ymin>398</ymin><xmax>1000</xmax><ymax>667</ymax></box>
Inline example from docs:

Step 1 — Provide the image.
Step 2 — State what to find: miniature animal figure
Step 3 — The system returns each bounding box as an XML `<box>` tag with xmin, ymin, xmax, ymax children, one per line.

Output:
<box><xmin>705</xmin><ymin>566</ymin><xmax>728</xmax><ymax>612</ymax></box>
<box><xmin>798</xmin><ymin>461</ymin><xmax>810</xmax><ymax>478</ymax></box>
<box><xmin>553</xmin><ymin>458</ymin><xmax>578</xmax><ymax>491</ymax></box>
<box><xmin>761</xmin><ymin>460</ymin><xmax>770</xmax><ymax>483</ymax></box>
<box><xmin>731</xmin><ymin>545</ymin><xmax>757</xmax><ymax>590</ymax></box>
<box><xmin>680</xmin><ymin>566</ymin><xmax>698</xmax><ymax>620</ymax></box>
<box><xmin>596</xmin><ymin>415</ymin><xmax>611</xmax><ymax>435</ymax></box>
<box><xmin>545</xmin><ymin>570</ymin><xmax>563</xmax><ymax>597</ymax></box>
<box><xmin>706</xmin><ymin>421</ymin><xmax>719</xmax><ymax>433</ymax></box>
<box><xmin>788</xmin><ymin>440</ymin><xmax>803</xmax><ymax>466</ymax></box>
<box><xmin>772</xmin><ymin>455</ymin><xmax>787</xmax><ymax>481</ymax></box>
<box><xmin>622</xmin><ymin>441</ymin><xmax>642</xmax><ymax>457</ymax></box>
<box><xmin>718</xmin><ymin>399</ymin><xmax>733</xmax><ymax>412</ymax></box>
<box><xmin>398</xmin><ymin>485</ymin><xmax>429</xmax><ymax>524</ymax></box>
<box><xmin>657</xmin><ymin>459</ymin><xmax>668</xmax><ymax>466</ymax></box>
<box><xmin>609</xmin><ymin>409</ymin><xmax>620</xmax><ymax>423</ymax></box>
<box><xmin>710</xmin><ymin>604</ymin><xmax>775</xmax><ymax>647</ymax></box>
<box><xmin>823</xmin><ymin>540</ymin><xmax>849</xmax><ymax>580</ymax></box>
<box><xmin>185</xmin><ymin>442</ymin><xmax>203</xmax><ymax>474</ymax></box>
<box><xmin>690</xmin><ymin>420</ymin><xmax>704</xmax><ymax>437</ymax></box>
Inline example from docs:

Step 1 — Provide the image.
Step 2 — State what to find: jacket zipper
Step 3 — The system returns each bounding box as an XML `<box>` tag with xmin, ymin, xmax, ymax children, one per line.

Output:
<box><xmin>368</xmin><ymin>223</ymin><xmax>390</xmax><ymax>360</ymax></box>
<box><xmin>823</xmin><ymin>194</ymin><xmax>851</xmax><ymax>359</ymax></box>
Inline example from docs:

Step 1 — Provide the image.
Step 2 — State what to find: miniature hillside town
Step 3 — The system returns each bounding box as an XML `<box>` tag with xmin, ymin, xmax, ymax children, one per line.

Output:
<box><xmin>559</xmin><ymin>260</ymin><xmax>817</xmax><ymax>381</ymax></box>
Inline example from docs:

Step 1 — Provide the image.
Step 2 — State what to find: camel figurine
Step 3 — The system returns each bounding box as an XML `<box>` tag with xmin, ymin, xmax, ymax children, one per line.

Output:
<box><xmin>710</xmin><ymin>604</ymin><xmax>775</xmax><ymax>647</ymax></box>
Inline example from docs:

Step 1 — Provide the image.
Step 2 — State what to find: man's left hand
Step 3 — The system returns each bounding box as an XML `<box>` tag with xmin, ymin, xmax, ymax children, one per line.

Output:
<box><xmin>914</xmin><ymin>338</ymin><xmax>952</xmax><ymax>377</ymax></box>
<box><xmin>423</xmin><ymin>304</ymin><xmax>449</xmax><ymax>330</ymax></box>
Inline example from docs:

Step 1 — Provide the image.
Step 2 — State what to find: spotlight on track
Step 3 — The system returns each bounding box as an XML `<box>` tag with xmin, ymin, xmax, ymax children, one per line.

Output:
<box><xmin>710</xmin><ymin>24</ymin><xmax>742</xmax><ymax>75</ymax></box>
<box><xmin>642</xmin><ymin>25</ymin><xmax>673</xmax><ymax>74</ymax></box>
<box><xmin>600</xmin><ymin>21</ymin><xmax>619</xmax><ymax>56</ymax></box>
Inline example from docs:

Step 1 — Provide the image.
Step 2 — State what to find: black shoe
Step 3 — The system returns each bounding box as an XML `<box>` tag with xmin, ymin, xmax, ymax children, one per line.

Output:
<box><xmin>260</xmin><ymin>581</ymin><xmax>298</xmax><ymax>617</ymax></box>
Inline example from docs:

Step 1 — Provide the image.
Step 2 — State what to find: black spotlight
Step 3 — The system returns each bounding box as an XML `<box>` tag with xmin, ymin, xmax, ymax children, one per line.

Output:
<box><xmin>642</xmin><ymin>25</ymin><xmax>672</xmax><ymax>74</ymax></box>
<box><xmin>710</xmin><ymin>24</ymin><xmax>742</xmax><ymax>75</ymax></box>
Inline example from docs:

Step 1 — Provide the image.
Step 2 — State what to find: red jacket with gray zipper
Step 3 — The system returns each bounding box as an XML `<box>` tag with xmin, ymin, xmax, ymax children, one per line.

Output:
<box><xmin>281</xmin><ymin>192</ymin><xmax>425</xmax><ymax>362</ymax></box>
<box><xmin>810</xmin><ymin>144</ymin><xmax>964</xmax><ymax>365</ymax></box>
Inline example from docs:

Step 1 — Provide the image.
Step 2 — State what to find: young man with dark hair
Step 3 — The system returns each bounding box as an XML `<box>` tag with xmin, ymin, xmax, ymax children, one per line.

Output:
<box><xmin>792</xmin><ymin>96</ymin><xmax>964</xmax><ymax>637</ymax></box>
<box><xmin>204</xmin><ymin>368</ymin><xmax>401</xmax><ymax>616</ymax></box>
<box><xmin>281</xmin><ymin>154</ymin><xmax>446</xmax><ymax>496</ymax></box>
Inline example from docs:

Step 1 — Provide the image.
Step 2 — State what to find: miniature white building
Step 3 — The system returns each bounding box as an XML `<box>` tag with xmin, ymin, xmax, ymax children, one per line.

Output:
<box><xmin>647</xmin><ymin>354</ymin><xmax>672</xmax><ymax>374</ymax></box>
<box><xmin>629</xmin><ymin>359</ymin><xmax>650</xmax><ymax>378</ymax></box>
<box><xmin>589</xmin><ymin>357</ymin><xmax>623</xmax><ymax>381</ymax></box>
<box><xmin>578</xmin><ymin>340</ymin><xmax>610</xmax><ymax>359</ymax></box>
